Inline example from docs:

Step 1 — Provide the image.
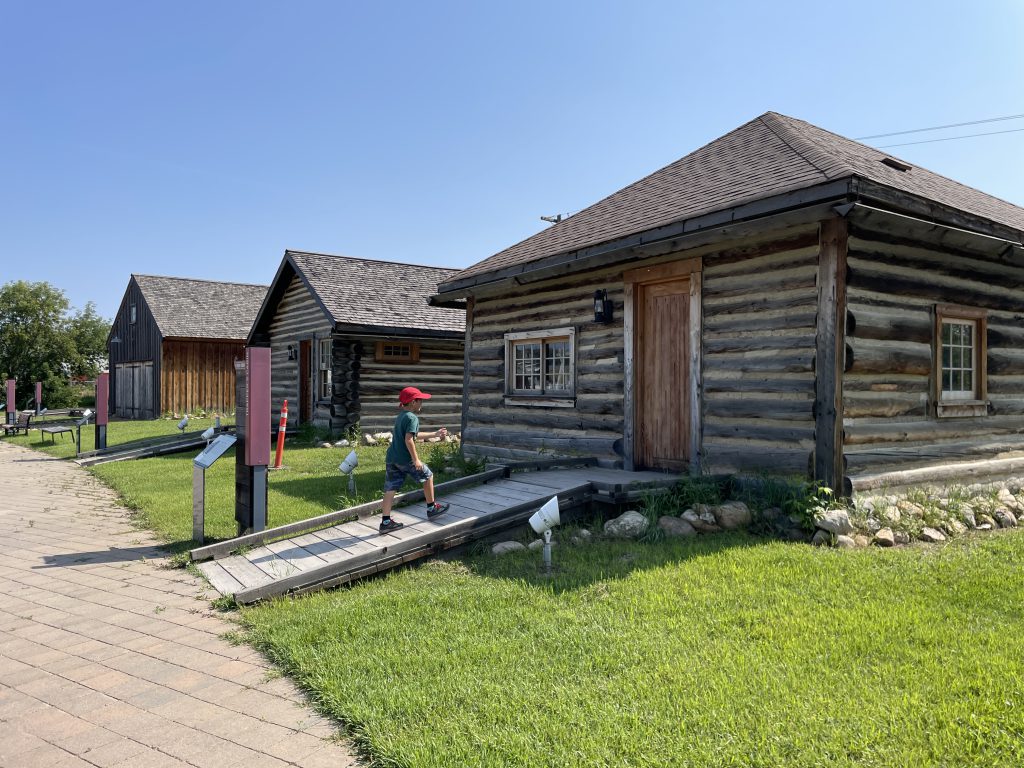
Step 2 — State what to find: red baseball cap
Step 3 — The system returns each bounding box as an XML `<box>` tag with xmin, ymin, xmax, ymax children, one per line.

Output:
<box><xmin>399</xmin><ymin>386</ymin><xmax>432</xmax><ymax>405</ymax></box>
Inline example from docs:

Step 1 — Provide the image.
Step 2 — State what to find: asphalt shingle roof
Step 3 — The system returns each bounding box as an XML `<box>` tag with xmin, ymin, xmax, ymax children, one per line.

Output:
<box><xmin>134</xmin><ymin>275</ymin><xmax>268</xmax><ymax>340</ymax></box>
<box><xmin>445</xmin><ymin>112</ymin><xmax>1024</xmax><ymax>286</ymax></box>
<box><xmin>288</xmin><ymin>251</ymin><xmax>465</xmax><ymax>333</ymax></box>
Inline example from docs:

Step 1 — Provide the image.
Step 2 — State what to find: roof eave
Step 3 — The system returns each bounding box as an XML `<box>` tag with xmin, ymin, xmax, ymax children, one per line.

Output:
<box><xmin>436</xmin><ymin>179</ymin><xmax>855</xmax><ymax>295</ymax></box>
<box><xmin>331</xmin><ymin>323</ymin><xmax>465</xmax><ymax>340</ymax></box>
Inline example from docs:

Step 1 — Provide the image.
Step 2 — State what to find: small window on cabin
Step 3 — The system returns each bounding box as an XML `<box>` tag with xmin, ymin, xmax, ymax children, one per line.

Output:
<box><xmin>318</xmin><ymin>339</ymin><xmax>332</xmax><ymax>400</ymax></box>
<box><xmin>504</xmin><ymin>327</ymin><xmax>575</xmax><ymax>400</ymax></box>
<box><xmin>375</xmin><ymin>341</ymin><xmax>420</xmax><ymax>363</ymax></box>
<box><xmin>129</xmin><ymin>304</ymin><xmax>137</xmax><ymax>324</ymax></box>
<box><xmin>935</xmin><ymin>305</ymin><xmax>987</xmax><ymax>417</ymax></box>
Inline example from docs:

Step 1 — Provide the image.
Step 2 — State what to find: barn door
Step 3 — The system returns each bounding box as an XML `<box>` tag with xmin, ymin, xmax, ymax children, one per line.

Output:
<box><xmin>299</xmin><ymin>340</ymin><xmax>312</xmax><ymax>423</ymax></box>
<box><xmin>636</xmin><ymin>278</ymin><xmax>691</xmax><ymax>470</ymax></box>
<box><xmin>114</xmin><ymin>362</ymin><xmax>153</xmax><ymax>419</ymax></box>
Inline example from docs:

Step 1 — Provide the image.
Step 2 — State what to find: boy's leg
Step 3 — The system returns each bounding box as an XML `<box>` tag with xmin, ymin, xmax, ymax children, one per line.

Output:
<box><xmin>423</xmin><ymin>475</ymin><xmax>435</xmax><ymax>505</ymax></box>
<box><xmin>382</xmin><ymin>490</ymin><xmax>397</xmax><ymax>516</ymax></box>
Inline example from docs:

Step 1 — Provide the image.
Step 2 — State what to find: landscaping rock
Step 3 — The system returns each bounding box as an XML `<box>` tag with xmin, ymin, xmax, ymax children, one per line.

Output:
<box><xmin>319</xmin><ymin>442</ymin><xmax>333</xmax><ymax>449</ymax></box>
<box><xmin>835</xmin><ymin>535</ymin><xmax>857</xmax><ymax>549</ymax></box>
<box><xmin>761</xmin><ymin>506</ymin><xmax>783</xmax><ymax>522</ymax></box>
<box><xmin>492</xmin><ymin>541</ymin><xmax>526</xmax><ymax>556</ymax></box>
<box><xmin>334</xmin><ymin>439</ymin><xmax>350</xmax><ymax>447</ymax></box>
<box><xmin>570</xmin><ymin>529</ymin><xmax>592</xmax><ymax>545</ymax></box>
<box><xmin>977</xmin><ymin>522</ymin><xmax>994</xmax><ymax>531</ymax></box>
<box><xmin>815</xmin><ymin>509</ymin><xmax>854</xmax><ymax>536</ymax></box>
<box><xmin>880</xmin><ymin>506</ymin><xmax>902</xmax><ymax>525</ymax></box>
<box><xmin>713</xmin><ymin>501</ymin><xmax>752</xmax><ymax>530</ymax></box>
<box><xmin>865</xmin><ymin>516</ymin><xmax>882</xmax><ymax>534</ymax></box>
<box><xmin>893</xmin><ymin>531</ymin><xmax>911</xmax><ymax>545</ymax></box>
<box><xmin>854</xmin><ymin>534</ymin><xmax>871</xmax><ymax>548</ymax></box>
<box><xmin>373</xmin><ymin>431</ymin><xmax>393</xmax><ymax>442</ymax></box>
<box><xmin>682</xmin><ymin>506</ymin><xmax>720</xmax><ymax>533</ymax></box>
<box><xmin>811</xmin><ymin>529</ymin><xmax>832</xmax><ymax>546</ymax></box>
<box><xmin>528</xmin><ymin>539</ymin><xmax>556</xmax><ymax>551</ymax></box>
<box><xmin>978</xmin><ymin>514</ymin><xmax>998</xmax><ymax>529</ymax></box>
<box><xmin>941</xmin><ymin>519</ymin><xmax>967</xmax><ymax>536</ymax></box>
<box><xmin>897</xmin><ymin>500</ymin><xmax>925</xmax><ymax>519</ymax></box>
<box><xmin>994</xmin><ymin>508</ymin><xmax>1018</xmax><ymax>528</ymax></box>
<box><xmin>658</xmin><ymin>516</ymin><xmax>697</xmax><ymax>538</ymax></box>
<box><xmin>961</xmin><ymin>510</ymin><xmax>977</xmax><ymax>528</ymax></box>
<box><xmin>874</xmin><ymin>528</ymin><xmax>895</xmax><ymax>547</ymax></box>
<box><xmin>920</xmin><ymin>527</ymin><xmax>947</xmax><ymax>543</ymax></box>
<box><xmin>604</xmin><ymin>510</ymin><xmax>649</xmax><ymax>538</ymax></box>
<box><xmin>997</xmin><ymin>488</ymin><xmax>1021</xmax><ymax>513</ymax></box>
<box><xmin>363</xmin><ymin>434</ymin><xmax>378</xmax><ymax>446</ymax></box>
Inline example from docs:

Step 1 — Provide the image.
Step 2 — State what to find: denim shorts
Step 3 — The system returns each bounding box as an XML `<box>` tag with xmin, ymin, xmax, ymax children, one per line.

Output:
<box><xmin>384</xmin><ymin>462</ymin><xmax>433</xmax><ymax>492</ymax></box>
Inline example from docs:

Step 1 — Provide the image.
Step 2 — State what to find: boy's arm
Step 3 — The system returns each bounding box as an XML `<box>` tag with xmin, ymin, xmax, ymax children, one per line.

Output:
<box><xmin>405</xmin><ymin>433</ymin><xmax>422</xmax><ymax>469</ymax></box>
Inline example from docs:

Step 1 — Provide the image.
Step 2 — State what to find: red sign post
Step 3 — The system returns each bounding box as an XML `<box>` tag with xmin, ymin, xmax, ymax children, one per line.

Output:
<box><xmin>34</xmin><ymin>382</ymin><xmax>42</xmax><ymax>415</ymax></box>
<box><xmin>95</xmin><ymin>373</ymin><xmax>109</xmax><ymax>449</ymax></box>
<box><xmin>5</xmin><ymin>379</ymin><xmax>14</xmax><ymax>425</ymax></box>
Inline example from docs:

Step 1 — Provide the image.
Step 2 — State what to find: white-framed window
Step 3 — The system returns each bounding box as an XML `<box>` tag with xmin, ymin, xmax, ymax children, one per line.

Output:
<box><xmin>318</xmin><ymin>338</ymin><xmax>332</xmax><ymax>400</ymax></box>
<box><xmin>935</xmin><ymin>304</ymin><xmax>987</xmax><ymax>417</ymax></box>
<box><xmin>504</xmin><ymin>327</ymin><xmax>575</xmax><ymax>401</ymax></box>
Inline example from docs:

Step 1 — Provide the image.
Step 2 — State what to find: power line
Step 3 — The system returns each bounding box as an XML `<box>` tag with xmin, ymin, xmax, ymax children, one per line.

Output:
<box><xmin>877</xmin><ymin>126</ymin><xmax>1024</xmax><ymax>148</ymax></box>
<box><xmin>856</xmin><ymin>112</ymin><xmax>1024</xmax><ymax>140</ymax></box>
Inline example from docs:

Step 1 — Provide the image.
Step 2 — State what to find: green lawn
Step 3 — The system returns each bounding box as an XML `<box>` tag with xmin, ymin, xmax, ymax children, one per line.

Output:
<box><xmin>240</xmin><ymin>531</ymin><xmax>1024</xmax><ymax>768</ymax></box>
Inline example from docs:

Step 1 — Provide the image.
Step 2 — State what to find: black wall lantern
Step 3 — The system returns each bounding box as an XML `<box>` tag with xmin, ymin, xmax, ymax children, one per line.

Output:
<box><xmin>287</xmin><ymin>344</ymin><xmax>297</xmax><ymax>361</ymax></box>
<box><xmin>593</xmin><ymin>289</ymin><xmax>613</xmax><ymax>324</ymax></box>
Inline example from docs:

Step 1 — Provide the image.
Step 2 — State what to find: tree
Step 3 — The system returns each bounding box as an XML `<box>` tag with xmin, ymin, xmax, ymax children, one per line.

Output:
<box><xmin>0</xmin><ymin>281</ymin><xmax>111</xmax><ymax>409</ymax></box>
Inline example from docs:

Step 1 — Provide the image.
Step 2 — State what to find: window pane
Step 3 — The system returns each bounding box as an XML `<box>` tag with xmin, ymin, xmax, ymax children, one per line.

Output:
<box><xmin>513</xmin><ymin>342</ymin><xmax>541</xmax><ymax>391</ymax></box>
<box><xmin>544</xmin><ymin>339</ymin><xmax>571</xmax><ymax>392</ymax></box>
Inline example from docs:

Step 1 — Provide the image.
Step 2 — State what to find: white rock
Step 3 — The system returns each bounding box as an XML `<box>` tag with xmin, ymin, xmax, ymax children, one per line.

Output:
<box><xmin>603</xmin><ymin>510</ymin><xmax>649</xmax><ymax>538</ymax></box>
<box><xmin>570</xmin><ymin>529</ymin><xmax>592</xmax><ymax>545</ymax></box>
<box><xmin>815</xmin><ymin>509</ymin><xmax>854</xmax><ymax>536</ymax></box>
<box><xmin>319</xmin><ymin>442</ymin><xmax>333</xmax><ymax>449</ymax></box>
<box><xmin>682</xmin><ymin>507</ymin><xmax>720</xmax><ymax>533</ymax></box>
<box><xmin>919</xmin><ymin>527</ymin><xmax>947</xmax><ymax>543</ymax></box>
<box><xmin>658</xmin><ymin>516</ymin><xmax>697</xmax><ymax>538</ymax></box>
<box><xmin>363</xmin><ymin>434</ymin><xmax>378</xmax><ymax>446</ymax></box>
<box><xmin>492</xmin><ymin>541</ymin><xmax>526</xmax><ymax>556</ymax></box>
<box><xmin>835</xmin><ymin>535</ymin><xmax>857</xmax><ymax>549</ymax></box>
<box><xmin>874</xmin><ymin>528</ymin><xmax>895</xmax><ymax>547</ymax></box>
<box><xmin>373</xmin><ymin>431</ymin><xmax>393</xmax><ymax>442</ymax></box>
<box><xmin>528</xmin><ymin>539</ymin><xmax>556</xmax><ymax>551</ymax></box>
<box><xmin>334</xmin><ymin>439</ymin><xmax>350</xmax><ymax>447</ymax></box>
<box><xmin>853</xmin><ymin>535</ymin><xmax>871</xmax><ymax>548</ymax></box>
<box><xmin>713</xmin><ymin>501</ymin><xmax>752</xmax><ymax>530</ymax></box>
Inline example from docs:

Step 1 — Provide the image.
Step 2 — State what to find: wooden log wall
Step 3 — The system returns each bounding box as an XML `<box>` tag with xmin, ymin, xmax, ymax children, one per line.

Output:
<box><xmin>843</xmin><ymin>222</ymin><xmax>1024</xmax><ymax>479</ymax></box>
<box><xmin>267</xmin><ymin>275</ymin><xmax>332</xmax><ymax>428</ymax></box>
<box><xmin>464</xmin><ymin>262</ymin><xmax>628</xmax><ymax>462</ymax></box>
<box><xmin>347</xmin><ymin>337</ymin><xmax>464</xmax><ymax>434</ymax></box>
<box><xmin>700</xmin><ymin>228</ymin><xmax>820</xmax><ymax>475</ymax></box>
<box><xmin>160</xmin><ymin>340</ymin><xmax>244</xmax><ymax>416</ymax></box>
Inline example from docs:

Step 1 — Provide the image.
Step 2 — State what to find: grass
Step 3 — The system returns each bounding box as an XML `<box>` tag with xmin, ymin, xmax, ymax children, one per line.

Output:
<box><xmin>240</xmin><ymin>531</ymin><xmax>1024</xmax><ymax>768</ymax></box>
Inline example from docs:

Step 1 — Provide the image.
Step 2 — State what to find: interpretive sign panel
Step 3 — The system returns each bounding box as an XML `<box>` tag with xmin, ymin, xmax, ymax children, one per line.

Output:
<box><xmin>193</xmin><ymin>434</ymin><xmax>237</xmax><ymax>470</ymax></box>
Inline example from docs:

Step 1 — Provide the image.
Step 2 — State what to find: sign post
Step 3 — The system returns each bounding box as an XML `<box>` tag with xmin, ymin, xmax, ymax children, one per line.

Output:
<box><xmin>192</xmin><ymin>433</ymin><xmax>238</xmax><ymax>543</ymax></box>
<box><xmin>35</xmin><ymin>382</ymin><xmax>42</xmax><ymax>416</ymax></box>
<box><xmin>235</xmin><ymin>348</ymin><xmax>271</xmax><ymax>535</ymax></box>
<box><xmin>5</xmin><ymin>380</ymin><xmax>14</xmax><ymax>425</ymax></box>
<box><xmin>95</xmin><ymin>373</ymin><xmax>109</xmax><ymax>450</ymax></box>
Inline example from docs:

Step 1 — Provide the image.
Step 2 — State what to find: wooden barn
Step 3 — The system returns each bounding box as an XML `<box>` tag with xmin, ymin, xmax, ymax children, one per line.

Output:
<box><xmin>434</xmin><ymin>112</ymin><xmax>1024</xmax><ymax>494</ymax></box>
<box><xmin>247</xmin><ymin>251</ymin><xmax>465</xmax><ymax>435</ymax></box>
<box><xmin>108</xmin><ymin>275</ymin><xmax>268</xmax><ymax>419</ymax></box>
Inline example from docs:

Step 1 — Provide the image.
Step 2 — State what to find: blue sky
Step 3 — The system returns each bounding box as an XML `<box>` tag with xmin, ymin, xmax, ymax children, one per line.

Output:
<box><xmin>2</xmin><ymin>1</ymin><xmax>1022</xmax><ymax>319</ymax></box>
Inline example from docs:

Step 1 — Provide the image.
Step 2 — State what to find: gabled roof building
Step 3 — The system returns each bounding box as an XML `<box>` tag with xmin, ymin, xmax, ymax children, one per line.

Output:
<box><xmin>436</xmin><ymin>112</ymin><xmax>1024</xmax><ymax>493</ymax></box>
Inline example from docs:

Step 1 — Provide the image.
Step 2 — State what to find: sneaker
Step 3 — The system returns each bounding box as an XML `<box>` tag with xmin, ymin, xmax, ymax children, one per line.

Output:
<box><xmin>379</xmin><ymin>518</ymin><xmax>405</xmax><ymax>534</ymax></box>
<box><xmin>426</xmin><ymin>502</ymin><xmax>450</xmax><ymax>519</ymax></box>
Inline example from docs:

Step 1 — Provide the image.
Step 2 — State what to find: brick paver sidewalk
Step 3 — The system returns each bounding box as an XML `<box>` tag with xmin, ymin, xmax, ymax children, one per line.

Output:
<box><xmin>0</xmin><ymin>440</ymin><xmax>360</xmax><ymax>768</ymax></box>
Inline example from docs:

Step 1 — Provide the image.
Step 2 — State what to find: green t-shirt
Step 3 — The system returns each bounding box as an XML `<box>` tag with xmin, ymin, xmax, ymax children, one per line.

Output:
<box><xmin>386</xmin><ymin>410</ymin><xmax>420</xmax><ymax>465</ymax></box>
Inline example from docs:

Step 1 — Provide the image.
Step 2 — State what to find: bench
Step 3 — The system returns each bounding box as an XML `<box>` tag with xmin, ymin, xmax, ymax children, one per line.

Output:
<box><xmin>1</xmin><ymin>412</ymin><xmax>32</xmax><ymax>436</ymax></box>
<box><xmin>40</xmin><ymin>425</ymin><xmax>74</xmax><ymax>443</ymax></box>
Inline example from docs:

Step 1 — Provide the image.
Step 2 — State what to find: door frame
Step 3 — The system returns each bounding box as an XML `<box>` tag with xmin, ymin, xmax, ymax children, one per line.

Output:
<box><xmin>299</xmin><ymin>338</ymin><xmax>313</xmax><ymax>423</ymax></box>
<box><xmin>623</xmin><ymin>257</ymin><xmax>702</xmax><ymax>473</ymax></box>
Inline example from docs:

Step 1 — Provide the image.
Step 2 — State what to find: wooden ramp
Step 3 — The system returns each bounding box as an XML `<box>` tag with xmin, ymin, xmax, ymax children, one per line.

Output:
<box><xmin>75</xmin><ymin>428</ymin><xmax>234</xmax><ymax>466</ymax></box>
<box><xmin>194</xmin><ymin>466</ymin><xmax>676</xmax><ymax>604</ymax></box>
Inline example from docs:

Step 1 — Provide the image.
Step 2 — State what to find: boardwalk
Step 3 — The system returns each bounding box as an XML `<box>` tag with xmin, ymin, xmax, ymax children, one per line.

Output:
<box><xmin>197</xmin><ymin>466</ymin><xmax>677</xmax><ymax>604</ymax></box>
<box><xmin>0</xmin><ymin>440</ymin><xmax>360</xmax><ymax>768</ymax></box>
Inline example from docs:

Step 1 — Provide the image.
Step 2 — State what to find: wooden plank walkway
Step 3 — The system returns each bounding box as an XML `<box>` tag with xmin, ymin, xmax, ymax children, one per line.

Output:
<box><xmin>197</xmin><ymin>466</ymin><xmax>676</xmax><ymax>603</ymax></box>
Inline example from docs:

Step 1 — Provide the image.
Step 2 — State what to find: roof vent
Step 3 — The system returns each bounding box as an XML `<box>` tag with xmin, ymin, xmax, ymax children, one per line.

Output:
<box><xmin>881</xmin><ymin>157</ymin><xmax>912</xmax><ymax>172</ymax></box>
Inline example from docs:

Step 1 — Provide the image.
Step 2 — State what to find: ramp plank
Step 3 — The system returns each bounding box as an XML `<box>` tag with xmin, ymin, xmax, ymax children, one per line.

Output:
<box><xmin>198</xmin><ymin>562</ymin><xmax>244</xmax><ymax>595</ymax></box>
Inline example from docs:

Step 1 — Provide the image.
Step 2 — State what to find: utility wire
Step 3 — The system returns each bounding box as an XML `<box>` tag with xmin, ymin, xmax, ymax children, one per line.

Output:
<box><xmin>855</xmin><ymin>113</ymin><xmax>1024</xmax><ymax>140</ymax></box>
<box><xmin>877</xmin><ymin>126</ymin><xmax>1024</xmax><ymax>148</ymax></box>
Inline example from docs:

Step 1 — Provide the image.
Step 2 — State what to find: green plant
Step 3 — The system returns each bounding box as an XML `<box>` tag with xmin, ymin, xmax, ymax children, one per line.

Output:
<box><xmin>782</xmin><ymin>482</ymin><xmax>840</xmax><ymax>532</ymax></box>
<box><xmin>426</xmin><ymin>440</ymin><xmax>485</xmax><ymax>476</ymax></box>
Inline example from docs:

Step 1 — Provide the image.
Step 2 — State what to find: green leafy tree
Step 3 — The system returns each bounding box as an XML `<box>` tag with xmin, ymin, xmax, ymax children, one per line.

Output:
<box><xmin>0</xmin><ymin>281</ymin><xmax>110</xmax><ymax>409</ymax></box>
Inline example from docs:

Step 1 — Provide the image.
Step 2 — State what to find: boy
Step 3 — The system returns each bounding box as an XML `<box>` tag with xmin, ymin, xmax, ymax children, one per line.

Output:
<box><xmin>379</xmin><ymin>386</ymin><xmax>450</xmax><ymax>533</ymax></box>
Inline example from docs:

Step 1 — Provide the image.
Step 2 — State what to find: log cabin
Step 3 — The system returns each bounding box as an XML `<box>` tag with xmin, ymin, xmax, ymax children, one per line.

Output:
<box><xmin>247</xmin><ymin>250</ymin><xmax>465</xmax><ymax>435</ymax></box>
<box><xmin>433</xmin><ymin>112</ymin><xmax>1024</xmax><ymax>494</ymax></box>
<box><xmin>108</xmin><ymin>275</ymin><xmax>268</xmax><ymax>418</ymax></box>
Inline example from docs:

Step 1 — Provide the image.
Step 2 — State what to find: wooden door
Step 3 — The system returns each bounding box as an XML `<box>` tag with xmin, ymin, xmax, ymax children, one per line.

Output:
<box><xmin>636</xmin><ymin>278</ymin><xmax>690</xmax><ymax>470</ymax></box>
<box><xmin>299</xmin><ymin>340</ymin><xmax>312</xmax><ymax>423</ymax></box>
<box><xmin>114</xmin><ymin>362</ymin><xmax>153</xmax><ymax>419</ymax></box>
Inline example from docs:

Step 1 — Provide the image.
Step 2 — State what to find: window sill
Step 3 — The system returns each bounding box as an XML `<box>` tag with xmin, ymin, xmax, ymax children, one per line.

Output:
<box><xmin>936</xmin><ymin>400</ymin><xmax>989</xmax><ymax>418</ymax></box>
<box><xmin>503</xmin><ymin>396</ymin><xmax>576</xmax><ymax>408</ymax></box>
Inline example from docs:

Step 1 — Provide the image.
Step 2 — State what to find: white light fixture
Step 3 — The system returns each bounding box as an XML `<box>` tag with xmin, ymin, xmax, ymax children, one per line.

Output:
<box><xmin>338</xmin><ymin>449</ymin><xmax>358</xmax><ymax>494</ymax></box>
<box><xmin>201</xmin><ymin>426</ymin><xmax>215</xmax><ymax>444</ymax></box>
<box><xmin>529</xmin><ymin>496</ymin><xmax>560</xmax><ymax>574</ymax></box>
<box><xmin>177</xmin><ymin>414</ymin><xmax>190</xmax><ymax>433</ymax></box>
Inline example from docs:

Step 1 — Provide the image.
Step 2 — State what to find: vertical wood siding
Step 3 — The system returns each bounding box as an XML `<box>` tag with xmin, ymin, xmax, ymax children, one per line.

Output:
<box><xmin>843</xmin><ymin>223</ymin><xmax>1024</xmax><ymax>478</ymax></box>
<box><xmin>108</xmin><ymin>279</ymin><xmax>162</xmax><ymax>418</ymax></box>
<box><xmin>160</xmin><ymin>339</ymin><xmax>245</xmax><ymax>416</ymax></box>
